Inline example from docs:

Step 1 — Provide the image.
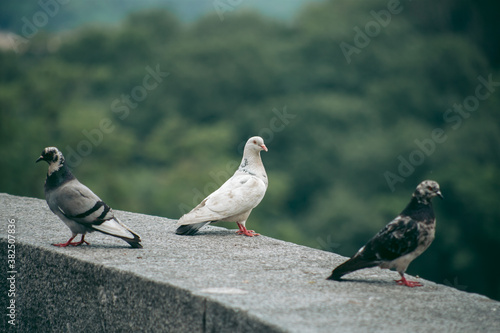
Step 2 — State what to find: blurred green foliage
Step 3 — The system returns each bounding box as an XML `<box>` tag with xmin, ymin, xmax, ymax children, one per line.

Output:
<box><xmin>0</xmin><ymin>0</ymin><xmax>499</xmax><ymax>300</ymax></box>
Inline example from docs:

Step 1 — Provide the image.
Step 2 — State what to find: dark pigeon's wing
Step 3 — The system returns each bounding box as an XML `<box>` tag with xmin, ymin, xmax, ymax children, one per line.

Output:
<box><xmin>361</xmin><ymin>215</ymin><xmax>420</xmax><ymax>262</ymax></box>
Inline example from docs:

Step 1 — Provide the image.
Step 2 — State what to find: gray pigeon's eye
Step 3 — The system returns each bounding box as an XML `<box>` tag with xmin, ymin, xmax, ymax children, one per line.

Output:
<box><xmin>427</xmin><ymin>186</ymin><xmax>433</xmax><ymax>191</ymax></box>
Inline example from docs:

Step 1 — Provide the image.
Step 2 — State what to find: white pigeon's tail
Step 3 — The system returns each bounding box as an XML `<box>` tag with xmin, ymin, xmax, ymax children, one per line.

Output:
<box><xmin>175</xmin><ymin>222</ymin><xmax>210</xmax><ymax>235</ymax></box>
<box><xmin>92</xmin><ymin>218</ymin><xmax>142</xmax><ymax>248</ymax></box>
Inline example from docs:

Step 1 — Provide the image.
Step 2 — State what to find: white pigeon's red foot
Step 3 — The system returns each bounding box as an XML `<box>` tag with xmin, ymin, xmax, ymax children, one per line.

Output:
<box><xmin>52</xmin><ymin>235</ymin><xmax>89</xmax><ymax>247</ymax></box>
<box><xmin>395</xmin><ymin>274</ymin><xmax>422</xmax><ymax>287</ymax></box>
<box><xmin>236</xmin><ymin>223</ymin><xmax>260</xmax><ymax>237</ymax></box>
<box><xmin>237</xmin><ymin>229</ymin><xmax>260</xmax><ymax>237</ymax></box>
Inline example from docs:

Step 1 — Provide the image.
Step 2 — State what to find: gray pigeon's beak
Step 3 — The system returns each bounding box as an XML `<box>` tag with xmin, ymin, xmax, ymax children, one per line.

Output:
<box><xmin>36</xmin><ymin>156</ymin><xmax>43</xmax><ymax>163</ymax></box>
<box><xmin>436</xmin><ymin>191</ymin><xmax>444</xmax><ymax>199</ymax></box>
<box><xmin>261</xmin><ymin>144</ymin><xmax>268</xmax><ymax>152</ymax></box>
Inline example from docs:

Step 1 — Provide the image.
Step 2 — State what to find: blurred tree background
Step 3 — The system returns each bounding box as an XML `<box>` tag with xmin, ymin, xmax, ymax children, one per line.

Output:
<box><xmin>0</xmin><ymin>0</ymin><xmax>499</xmax><ymax>300</ymax></box>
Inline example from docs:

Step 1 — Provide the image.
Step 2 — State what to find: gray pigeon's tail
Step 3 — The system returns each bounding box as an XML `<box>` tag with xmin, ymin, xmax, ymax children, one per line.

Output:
<box><xmin>327</xmin><ymin>255</ymin><xmax>378</xmax><ymax>281</ymax></box>
<box><xmin>121</xmin><ymin>230</ymin><xmax>142</xmax><ymax>248</ymax></box>
<box><xmin>99</xmin><ymin>227</ymin><xmax>142</xmax><ymax>248</ymax></box>
<box><xmin>92</xmin><ymin>218</ymin><xmax>142</xmax><ymax>248</ymax></box>
<box><xmin>176</xmin><ymin>222</ymin><xmax>210</xmax><ymax>235</ymax></box>
<box><xmin>95</xmin><ymin>228</ymin><xmax>142</xmax><ymax>248</ymax></box>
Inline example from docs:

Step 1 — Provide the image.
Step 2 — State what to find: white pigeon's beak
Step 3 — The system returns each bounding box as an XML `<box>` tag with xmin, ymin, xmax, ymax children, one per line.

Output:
<box><xmin>261</xmin><ymin>144</ymin><xmax>268</xmax><ymax>152</ymax></box>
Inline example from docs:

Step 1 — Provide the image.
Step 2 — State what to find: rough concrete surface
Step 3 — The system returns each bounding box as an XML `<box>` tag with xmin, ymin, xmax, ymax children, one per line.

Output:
<box><xmin>0</xmin><ymin>193</ymin><xmax>499</xmax><ymax>333</ymax></box>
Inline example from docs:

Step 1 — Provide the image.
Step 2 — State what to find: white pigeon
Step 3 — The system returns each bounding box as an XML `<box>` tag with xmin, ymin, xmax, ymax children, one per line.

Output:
<box><xmin>36</xmin><ymin>147</ymin><xmax>142</xmax><ymax>248</ymax></box>
<box><xmin>176</xmin><ymin>136</ymin><xmax>268</xmax><ymax>237</ymax></box>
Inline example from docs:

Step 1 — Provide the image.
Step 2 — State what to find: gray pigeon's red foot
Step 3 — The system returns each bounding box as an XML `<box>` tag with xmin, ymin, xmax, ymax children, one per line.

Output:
<box><xmin>236</xmin><ymin>223</ymin><xmax>260</xmax><ymax>237</ymax></box>
<box><xmin>52</xmin><ymin>235</ymin><xmax>77</xmax><ymax>247</ymax></box>
<box><xmin>395</xmin><ymin>275</ymin><xmax>422</xmax><ymax>287</ymax></box>
<box><xmin>52</xmin><ymin>242</ymin><xmax>72</xmax><ymax>247</ymax></box>
<box><xmin>53</xmin><ymin>235</ymin><xmax>89</xmax><ymax>247</ymax></box>
<box><xmin>70</xmin><ymin>235</ymin><xmax>89</xmax><ymax>246</ymax></box>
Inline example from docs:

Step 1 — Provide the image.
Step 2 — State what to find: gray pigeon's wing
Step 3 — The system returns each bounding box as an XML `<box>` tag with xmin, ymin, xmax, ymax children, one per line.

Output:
<box><xmin>48</xmin><ymin>179</ymin><xmax>114</xmax><ymax>226</ymax></box>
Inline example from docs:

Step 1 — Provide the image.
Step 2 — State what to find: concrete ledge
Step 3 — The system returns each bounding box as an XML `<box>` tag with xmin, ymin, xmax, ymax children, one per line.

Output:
<box><xmin>1</xmin><ymin>193</ymin><xmax>499</xmax><ymax>332</ymax></box>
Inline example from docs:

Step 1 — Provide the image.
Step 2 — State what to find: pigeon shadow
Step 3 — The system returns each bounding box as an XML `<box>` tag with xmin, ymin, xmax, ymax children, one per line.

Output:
<box><xmin>175</xmin><ymin>229</ymin><xmax>241</xmax><ymax>237</ymax></box>
<box><xmin>51</xmin><ymin>243</ymin><xmax>141</xmax><ymax>250</ymax></box>
<box><xmin>330</xmin><ymin>278</ymin><xmax>396</xmax><ymax>287</ymax></box>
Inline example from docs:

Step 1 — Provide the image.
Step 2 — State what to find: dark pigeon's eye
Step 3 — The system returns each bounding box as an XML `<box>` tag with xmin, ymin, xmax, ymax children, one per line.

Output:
<box><xmin>427</xmin><ymin>186</ymin><xmax>433</xmax><ymax>191</ymax></box>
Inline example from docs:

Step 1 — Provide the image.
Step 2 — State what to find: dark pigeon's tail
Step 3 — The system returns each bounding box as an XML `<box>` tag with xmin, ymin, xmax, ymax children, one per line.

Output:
<box><xmin>327</xmin><ymin>255</ymin><xmax>378</xmax><ymax>281</ymax></box>
<box><xmin>176</xmin><ymin>222</ymin><xmax>210</xmax><ymax>236</ymax></box>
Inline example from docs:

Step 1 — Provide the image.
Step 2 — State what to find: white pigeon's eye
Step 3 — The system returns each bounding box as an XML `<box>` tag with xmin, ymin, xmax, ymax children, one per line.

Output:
<box><xmin>253</xmin><ymin>140</ymin><xmax>257</xmax><ymax>144</ymax></box>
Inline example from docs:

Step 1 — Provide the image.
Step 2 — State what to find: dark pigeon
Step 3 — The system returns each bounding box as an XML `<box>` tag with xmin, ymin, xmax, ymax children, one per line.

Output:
<box><xmin>327</xmin><ymin>180</ymin><xmax>443</xmax><ymax>287</ymax></box>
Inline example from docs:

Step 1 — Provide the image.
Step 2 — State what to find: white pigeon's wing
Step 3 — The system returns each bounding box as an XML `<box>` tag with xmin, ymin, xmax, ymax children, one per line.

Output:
<box><xmin>206</xmin><ymin>175</ymin><xmax>266</xmax><ymax>213</ymax></box>
<box><xmin>48</xmin><ymin>179</ymin><xmax>114</xmax><ymax>226</ymax></box>
<box><xmin>178</xmin><ymin>174</ymin><xmax>266</xmax><ymax>225</ymax></box>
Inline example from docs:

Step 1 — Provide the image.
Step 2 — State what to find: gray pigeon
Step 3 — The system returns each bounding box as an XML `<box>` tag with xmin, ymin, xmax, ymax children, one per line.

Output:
<box><xmin>176</xmin><ymin>136</ymin><xmax>268</xmax><ymax>236</ymax></box>
<box><xmin>328</xmin><ymin>180</ymin><xmax>443</xmax><ymax>287</ymax></box>
<box><xmin>36</xmin><ymin>147</ymin><xmax>142</xmax><ymax>248</ymax></box>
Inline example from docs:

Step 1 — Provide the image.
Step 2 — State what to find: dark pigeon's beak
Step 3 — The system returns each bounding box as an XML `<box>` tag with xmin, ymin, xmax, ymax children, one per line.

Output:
<box><xmin>36</xmin><ymin>156</ymin><xmax>44</xmax><ymax>163</ymax></box>
<box><xmin>436</xmin><ymin>191</ymin><xmax>444</xmax><ymax>199</ymax></box>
